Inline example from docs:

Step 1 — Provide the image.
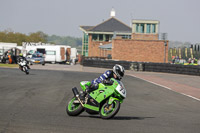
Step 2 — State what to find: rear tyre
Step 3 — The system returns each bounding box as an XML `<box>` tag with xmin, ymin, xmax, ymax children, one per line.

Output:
<box><xmin>100</xmin><ymin>100</ymin><xmax>120</xmax><ymax>119</ymax></box>
<box><xmin>66</xmin><ymin>97</ymin><xmax>84</xmax><ymax>116</ymax></box>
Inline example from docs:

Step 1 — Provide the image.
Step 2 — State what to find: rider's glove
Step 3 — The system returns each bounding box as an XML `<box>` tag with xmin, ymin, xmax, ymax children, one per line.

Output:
<box><xmin>102</xmin><ymin>79</ymin><xmax>114</xmax><ymax>85</ymax></box>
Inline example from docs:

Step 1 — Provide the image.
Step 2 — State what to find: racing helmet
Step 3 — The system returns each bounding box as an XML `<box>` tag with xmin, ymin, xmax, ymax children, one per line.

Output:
<box><xmin>113</xmin><ymin>64</ymin><xmax>125</xmax><ymax>80</ymax></box>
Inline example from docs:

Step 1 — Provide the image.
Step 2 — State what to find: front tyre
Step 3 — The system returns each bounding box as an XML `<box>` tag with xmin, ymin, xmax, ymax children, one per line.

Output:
<box><xmin>66</xmin><ymin>97</ymin><xmax>84</xmax><ymax>116</ymax></box>
<box><xmin>100</xmin><ymin>100</ymin><xmax>120</xmax><ymax>119</ymax></box>
<box><xmin>25</xmin><ymin>67</ymin><xmax>29</xmax><ymax>75</ymax></box>
<box><xmin>23</xmin><ymin>66</ymin><xmax>29</xmax><ymax>75</ymax></box>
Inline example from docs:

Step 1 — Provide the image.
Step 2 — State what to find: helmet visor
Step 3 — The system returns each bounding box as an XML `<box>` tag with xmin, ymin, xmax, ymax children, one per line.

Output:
<box><xmin>119</xmin><ymin>71</ymin><xmax>124</xmax><ymax>77</ymax></box>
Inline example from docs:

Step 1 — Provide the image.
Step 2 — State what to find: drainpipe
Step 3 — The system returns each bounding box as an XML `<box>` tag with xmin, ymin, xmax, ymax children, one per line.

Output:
<box><xmin>164</xmin><ymin>41</ymin><xmax>167</xmax><ymax>63</ymax></box>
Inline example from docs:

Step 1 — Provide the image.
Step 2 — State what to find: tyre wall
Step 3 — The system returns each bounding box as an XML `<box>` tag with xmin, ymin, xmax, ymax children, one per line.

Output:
<box><xmin>82</xmin><ymin>58</ymin><xmax>200</xmax><ymax>76</ymax></box>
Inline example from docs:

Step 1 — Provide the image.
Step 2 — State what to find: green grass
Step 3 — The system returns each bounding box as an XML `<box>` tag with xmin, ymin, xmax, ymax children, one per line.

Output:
<box><xmin>0</xmin><ymin>63</ymin><xmax>18</xmax><ymax>68</ymax></box>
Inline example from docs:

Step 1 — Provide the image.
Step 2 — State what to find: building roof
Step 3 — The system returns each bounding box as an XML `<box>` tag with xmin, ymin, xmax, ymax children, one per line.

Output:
<box><xmin>80</xmin><ymin>26</ymin><xmax>94</xmax><ymax>31</ymax></box>
<box><xmin>80</xmin><ymin>17</ymin><xmax>132</xmax><ymax>33</ymax></box>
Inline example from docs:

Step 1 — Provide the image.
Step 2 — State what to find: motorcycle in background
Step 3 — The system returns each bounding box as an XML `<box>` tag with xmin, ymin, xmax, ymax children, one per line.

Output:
<box><xmin>19</xmin><ymin>60</ymin><xmax>29</xmax><ymax>75</ymax></box>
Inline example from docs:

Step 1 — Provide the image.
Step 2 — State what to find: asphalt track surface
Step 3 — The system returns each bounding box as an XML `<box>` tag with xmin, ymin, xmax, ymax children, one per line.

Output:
<box><xmin>0</xmin><ymin>68</ymin><xmax>200</xmax><ymax>133</ymax></box>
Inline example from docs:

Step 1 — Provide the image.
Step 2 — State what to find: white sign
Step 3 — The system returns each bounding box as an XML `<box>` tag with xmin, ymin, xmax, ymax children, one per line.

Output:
<box><xmin>22</xmin><ymin>42</ymin><xmax>55</xmax><ymax>47</ymax></box>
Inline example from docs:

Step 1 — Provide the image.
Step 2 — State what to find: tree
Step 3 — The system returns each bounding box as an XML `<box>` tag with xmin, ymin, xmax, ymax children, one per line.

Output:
<box><xmin>28</xmin><ymin>31</ymin><xmax>47</xmax><ymax>43</ymax></box>
<box><xmin>0</xmin><ymin>30</ymin><xmax>47</xmax><ymax>45</ymax></box>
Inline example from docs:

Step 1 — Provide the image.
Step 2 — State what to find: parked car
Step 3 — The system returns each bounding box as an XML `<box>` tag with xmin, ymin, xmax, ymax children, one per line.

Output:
<box><xmin>26</xmin><ymin>53</ymin><xmax>45</xmax><ymax>65</ymax></box>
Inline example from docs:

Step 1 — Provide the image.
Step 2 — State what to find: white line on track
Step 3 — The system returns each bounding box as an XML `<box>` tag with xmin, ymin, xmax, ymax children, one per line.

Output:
<box><xmin>128</xmin><ymin>74</ymin><xmax>200</xmax><ymax>102</ymax></box>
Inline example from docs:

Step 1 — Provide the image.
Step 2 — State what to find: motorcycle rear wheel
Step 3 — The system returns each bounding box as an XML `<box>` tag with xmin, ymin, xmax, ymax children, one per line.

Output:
<box><xmin>100</xmin><ymin>100</ymin><xmax>120</xmax><ymax>119</ymax></box>
<box><xmin>66</xmin><ymin>97</ymin><xmax>84</xmax><ymax>116</ymax></box>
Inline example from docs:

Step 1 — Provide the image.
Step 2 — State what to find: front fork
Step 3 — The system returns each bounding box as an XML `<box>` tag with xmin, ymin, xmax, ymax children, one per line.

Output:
<box><xmin>108</xmin><ymin>97</ymin><xmax>123</xmax><ymax>105</ymax></box>
<box><xmin>72</xmin><ymin>87</ymin><xmax>84</xmax><ymax>107</ymax></box>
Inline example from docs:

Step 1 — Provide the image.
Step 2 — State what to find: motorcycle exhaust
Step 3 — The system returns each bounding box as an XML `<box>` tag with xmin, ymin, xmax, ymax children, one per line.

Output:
<box><xmin>72</xmin><ymin>87</ymin><xmax>79</xmax><ymax>97</ymax></box>
<box><xmin>72</xmin><ymin>87</ymin><xmax>84</xmax><ymax>107</ymax></box>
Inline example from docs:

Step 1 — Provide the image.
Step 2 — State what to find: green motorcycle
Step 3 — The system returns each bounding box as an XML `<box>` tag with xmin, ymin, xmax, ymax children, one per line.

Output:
<box><xmin>66</xmin><ymin>78</ymin><xmax>126</xmax><ymax>119</ymax></box>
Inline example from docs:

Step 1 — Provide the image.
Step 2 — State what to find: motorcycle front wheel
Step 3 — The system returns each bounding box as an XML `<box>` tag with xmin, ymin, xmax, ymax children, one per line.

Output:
<box><xmin>100</xmin><ymin>100</ymin><xmax>120</xmax><ymax>119</ymax></box>
<box><xmin>66</xmin><ymin>97</ymin><xmax>84</xmax><ymax>116</ymax></box>
<box><xmin>23</xmin><ymin>66</ymin><xmax>29</xmax><ymax>75</ymax></box>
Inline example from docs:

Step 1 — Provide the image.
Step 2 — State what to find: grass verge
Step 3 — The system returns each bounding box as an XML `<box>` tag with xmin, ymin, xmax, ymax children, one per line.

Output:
<box><xmin>0</xmin><ymin>63</ymin><xmax>18</xmax><ymax>68</ymax></box>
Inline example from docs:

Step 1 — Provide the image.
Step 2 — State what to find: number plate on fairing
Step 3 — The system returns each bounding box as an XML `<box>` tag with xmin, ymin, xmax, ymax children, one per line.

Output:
<box><xmin>115</xmin><ymin>82</ymin><xmax>126</xmax><ymax>98</ymax></box>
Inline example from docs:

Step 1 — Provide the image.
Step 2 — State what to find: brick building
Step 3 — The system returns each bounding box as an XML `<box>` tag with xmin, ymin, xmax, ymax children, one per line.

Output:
<box><xmin>80</xmin><ymin>9</ymin><xmax>132</xmax><ymax>57</ymax></box>
<box><xmin>80</xmin><ymin>10</ymin><xmax>168</xmax><ymax>63</ymax></box>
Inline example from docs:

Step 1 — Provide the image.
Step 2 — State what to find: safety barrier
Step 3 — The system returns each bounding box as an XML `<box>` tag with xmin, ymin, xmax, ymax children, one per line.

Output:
<box><xmin>82</xmin><ymin>58</ymin><xmax>200</xmax><ymax>76</ymax></box>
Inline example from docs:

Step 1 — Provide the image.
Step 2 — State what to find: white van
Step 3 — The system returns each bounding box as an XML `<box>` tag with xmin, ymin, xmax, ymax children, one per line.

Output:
<box><xmin>26</xmin><ymin>45</ymin><xmax>71</xmax><ymax>63</ymax></box>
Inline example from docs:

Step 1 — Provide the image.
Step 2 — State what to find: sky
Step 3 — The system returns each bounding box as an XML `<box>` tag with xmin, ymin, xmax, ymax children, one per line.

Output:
<box><xmin>0</xmin><ymin>0</ymin><xmax>199</xmax><ymax>43</ymax></box>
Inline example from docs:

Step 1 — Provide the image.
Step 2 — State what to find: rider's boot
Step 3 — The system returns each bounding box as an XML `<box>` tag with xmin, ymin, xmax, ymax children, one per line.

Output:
<box><xmin>19</xmin><ymin>66</ymin><xmax>23</xmax><ymax>71</ymax></box>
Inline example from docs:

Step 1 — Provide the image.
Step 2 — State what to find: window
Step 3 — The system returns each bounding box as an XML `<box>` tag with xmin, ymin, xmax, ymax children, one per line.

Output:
<box><xmin>83</xmin><ymin>32</ymin><xmax>89</xmax><ymax>56</ymax></box>
<box><xmin>84</xmin><ymin>33</ymin><xmax>88</xmax><ymax>43</ymax></box>
<box><xmin>140</xmin><ymin>24</ymin><xmax>144</xmax><ymax>33</ymax></box>
<box><xmin>85</xmin><ymin>45</ymin><xmax>88</xmax><ymax>56</ymax></box>
<box><xmin>32</xmin><ymin>53</ymin><xmax>43</xmax><ymax>57</ymax></box>
<box><xmin>85</xmin><ymin>52</ymin><xmax>88</xmax><ymax>56</ymax></box>
<box><xmin>136</xmin><ymin>24</ymin><xmax>139</xmax><ymax>33</ymax></box>
<box><xmin>85</xmin><ymin>45</ymin><xmax>88</xmax><ymax>51</ymax></box>
<box><xmin>109</xmin><ymin>35</ymin><xmax>113</xmax><ymax>41</ymax></box>
<box><xmin>136</xmin><ymin>23</ymin><xmax>144</xmax><ymax>33</ymax></box>
<box><xmin>46</xmin><ymin>51</ymin><xmax>56</xmax><ymax>55</ymax></box>
<box><xmin>122</xmin><ymin>35</ymin><xmax>131</xmax><ymax>39</ymax></box>
<box><xmin>105</xmin><ymin>34</ymin><xmax>113</xmax><ymax>42</ymax></box>
<box><xmin>92</xmin><ymin>34</ymin><xmax>98</xmax><ymax>41</ymax></box>
<box><xmin>152</xmin><ymin>24</ymin><xmax>156</xmax><ymax>33</ymax></box>
<box><xmin>135</xmin><ymin>23</ymin><xmax>157</xmax><ymax>34</ymax></box>
<box><xmin>83</xmin><ymin>44</ymin><xmax>88</xmax><ymax>56</ymax></box>
<box><xmin>99</xmin><ymin>34</ymin><xmax>103</xmax><ymax>41</ymax></box>
<box><xmin>110</xmin><ymin>35</ymin><xmax>113</xmax><ymax>39</ymax></box>
<box><xmin>105</xmin><ymin>35</ymin><xmax>110</xmax><ymax>41</ymax></box>
<box><xmin>146</xmin><ymin>24</ymin><xmax>151</xmax><ymax>33</ymax></box>
<box><xmin>28</xmin><ymin>50</ymin><xmax>34</xmax><ymax>55</ymax></box>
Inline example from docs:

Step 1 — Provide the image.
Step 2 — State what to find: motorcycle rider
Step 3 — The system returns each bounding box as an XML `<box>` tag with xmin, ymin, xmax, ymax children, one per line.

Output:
<box><xmin>86</xmin><ymin>64</ymin><xmax>125</xmax><ymax>93</ymax></box>
<box><xmin>18</xmin><ymin>53</ymin><xmax>30</xmax><ymax>70</ymax></box>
